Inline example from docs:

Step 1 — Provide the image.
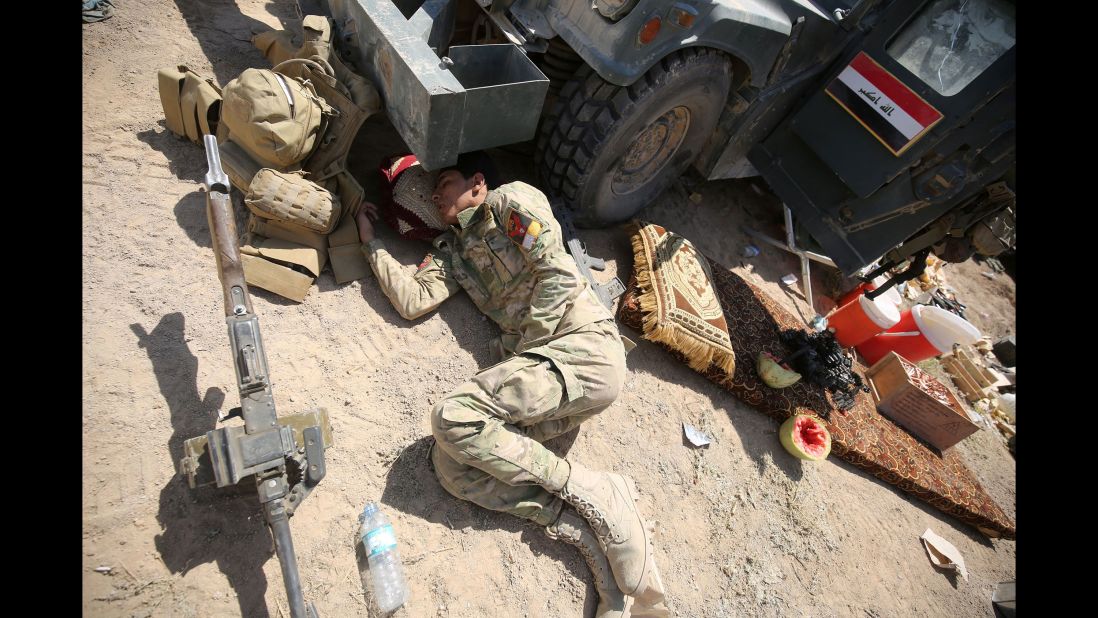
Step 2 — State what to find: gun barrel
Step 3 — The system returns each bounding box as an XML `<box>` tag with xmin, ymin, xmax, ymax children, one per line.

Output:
<box><xmin>203</xmin><ymin>134</ymin><xmax>231</xmax><ymax>193</ymax></box>
<box><xmin>267</xmin><ymin>499</ymin><xmax>309</xmax><ymax>618</ymax></box>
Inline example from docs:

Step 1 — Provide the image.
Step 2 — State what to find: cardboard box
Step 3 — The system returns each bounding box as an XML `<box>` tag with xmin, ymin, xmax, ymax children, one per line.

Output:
<box><xmin>865</xmin><ymin>352</ymin><xmax>979</xmax><ymax>451</ymax></box>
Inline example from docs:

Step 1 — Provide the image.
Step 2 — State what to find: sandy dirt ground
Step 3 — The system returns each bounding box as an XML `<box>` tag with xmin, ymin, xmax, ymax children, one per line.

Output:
<box><xmin>82</xmin><ymin>2</ymin><xmax>1015</xmax><ymax>616</ymax></box>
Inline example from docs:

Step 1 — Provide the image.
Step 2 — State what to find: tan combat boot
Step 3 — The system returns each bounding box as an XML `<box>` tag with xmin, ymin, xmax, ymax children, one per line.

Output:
<box><xmin>629</xmin><ymin>558</ymin><xmax>669</xmax><ymax>618</ymax></box>
<box><xmin>554</xmin><ymin>461</ymin><xmax>655</xmax><ymax>596</ymax></box>
<box><xmin>546</xmin><ymin>508</ymin><xmax>631</xmax><ymax>617</ymax></box>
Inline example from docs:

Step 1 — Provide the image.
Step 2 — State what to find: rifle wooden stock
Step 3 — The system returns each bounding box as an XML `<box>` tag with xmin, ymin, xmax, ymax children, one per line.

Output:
<box><xmin>206</xmin><ymin>189</ymin><xmax>254</xmax><ymax>317</ymax></box>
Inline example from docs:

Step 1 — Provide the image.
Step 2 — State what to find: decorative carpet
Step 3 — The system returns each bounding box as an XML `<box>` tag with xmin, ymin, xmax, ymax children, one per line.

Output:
<box><xmin>618</xmin><ymin>236</ymin><xmax>1015</xmax><ymax>539</ymax></box>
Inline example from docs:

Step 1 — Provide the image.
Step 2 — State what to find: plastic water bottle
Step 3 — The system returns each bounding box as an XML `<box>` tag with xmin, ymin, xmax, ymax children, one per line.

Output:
<box><xmin>359</xmin><ymin>502</ymin><xmax>409</xmax><ymax>613</ymax></box>
<box><xmin>998</xmin><ymin>392</ymin><xmax>1016</xmax><ymax>423</ymax></box>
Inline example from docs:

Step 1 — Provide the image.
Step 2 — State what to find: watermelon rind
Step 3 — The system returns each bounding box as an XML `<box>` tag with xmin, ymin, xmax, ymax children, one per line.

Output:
<box><xmin>757</xmin><ymin>351</ymin><xmax>802</xmax><ymax>388</ymax></box>
<box><xmin>779</xmin><ymin>414</ymin><xmax>832</xmax><ymax>461</ymax></box>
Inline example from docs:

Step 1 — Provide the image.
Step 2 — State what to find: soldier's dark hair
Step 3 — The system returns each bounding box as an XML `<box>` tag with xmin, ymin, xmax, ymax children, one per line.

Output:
<box><xmin>440</xmin><ymin>151</ymin><xmax>501</xmax><ymax>189</ymax></box>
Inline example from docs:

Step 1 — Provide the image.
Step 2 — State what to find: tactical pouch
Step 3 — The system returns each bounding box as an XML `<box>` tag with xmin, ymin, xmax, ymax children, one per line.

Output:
<box><xmin>248</xmin><ymin>215</ymin><xmax>329</xmax><ymax>254</ymax></box>
<box><xmin>158</xmin><ymin>66</ymin><xmax>187</xmax><ymax>136</ymax></box>
<box><xmin>240</xmin><ymin>230</ymin><xmax>318</xmax><ymax>304</ymax></box>
<box><xmin>157</xmin><ymin>65</ymin><xmax>222</xmax><ymax>143</ymax></box>
<box><xmin>245</xmin><ymin>168</ymin><xmax>341</xmax><ymax>234</ymax></box>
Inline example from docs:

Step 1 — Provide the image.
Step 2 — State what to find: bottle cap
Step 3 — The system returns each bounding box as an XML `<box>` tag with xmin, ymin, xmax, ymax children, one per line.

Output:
<box><xmin>361</xmin><ymin>502</ymin><xmax>379</xmax><ymax>520</ymax></box>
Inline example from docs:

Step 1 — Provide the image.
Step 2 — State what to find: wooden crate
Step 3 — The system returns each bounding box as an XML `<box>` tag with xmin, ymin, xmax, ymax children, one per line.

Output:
<box><xmin>940</xmin><ymin>354</ymin><xmax>987</xmax><ymax>402</ymax></box>
<box><xmin>865</xmin><ymin>352</ymin><xmax>980</xmax><ymax>451</ymax></box>
<box><xmin>941</xmin><ymin>346</ymin><xmax>1008</xmax><ymax>402</ymax></box>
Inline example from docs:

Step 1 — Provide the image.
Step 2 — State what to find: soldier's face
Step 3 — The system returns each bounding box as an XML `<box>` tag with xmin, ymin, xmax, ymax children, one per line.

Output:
<box><xmin>433</xmin><ymin>170</ymin><xmax>486</xmax><ymax>225</ymax></box>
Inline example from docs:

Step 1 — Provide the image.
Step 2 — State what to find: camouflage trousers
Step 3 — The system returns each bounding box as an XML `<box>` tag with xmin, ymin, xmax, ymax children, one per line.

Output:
<box><xmin>429</xmin><ymin>319</ymin><xmax>627</xmax><ymax>526</ymax></box>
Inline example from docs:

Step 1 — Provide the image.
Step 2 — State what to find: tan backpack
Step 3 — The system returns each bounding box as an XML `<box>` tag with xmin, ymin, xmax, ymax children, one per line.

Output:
<box><xmin>220</xmin><ymin>67</ymin><xmax>332</xmax><ymax>168</ymax></box>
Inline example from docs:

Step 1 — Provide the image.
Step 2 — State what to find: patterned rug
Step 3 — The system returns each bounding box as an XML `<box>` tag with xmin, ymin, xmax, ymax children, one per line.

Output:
<box><xmin>618</xmin><ymin>246</ymin><xmax>1016</xmax><ymax>540</ymax></box>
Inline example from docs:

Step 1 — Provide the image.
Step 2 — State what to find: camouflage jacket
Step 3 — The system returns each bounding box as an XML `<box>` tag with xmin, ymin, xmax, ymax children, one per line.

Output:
<box><xmin>362</xmin><ymin>181</ymin><xmax>613</xmax><ymax>358</ymax></box>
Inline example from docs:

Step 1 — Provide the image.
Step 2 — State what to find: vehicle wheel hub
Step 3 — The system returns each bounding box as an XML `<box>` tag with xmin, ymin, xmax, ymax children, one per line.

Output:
<box><xmin>611</xmin><ymin>106</ymin><xmax>690</xmax><ymax>196</ymax></box>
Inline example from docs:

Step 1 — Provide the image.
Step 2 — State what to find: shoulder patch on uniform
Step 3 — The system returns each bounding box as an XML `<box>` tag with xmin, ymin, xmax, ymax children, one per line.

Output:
<box><xmin>417</xmin><ymin>253</ymin><xmax>434</xmax><ymax>271</ymax></box>
<box><xmin>506</xmin><ymin>210</ymin><xmax>529</xmax><ymax>239</ymax></box>
<box><xmin>522</xmin><ymin>220</ymin><xmax>542</xmax><ymax>250</ymax></box>
<box><xmin>506</xmin><ymin>209</ymin><xmax>543</xmax><ymax>252</ymax></box>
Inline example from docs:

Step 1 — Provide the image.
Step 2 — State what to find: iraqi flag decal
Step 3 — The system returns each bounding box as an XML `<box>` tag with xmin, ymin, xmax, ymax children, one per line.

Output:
<box><xmin>825</xmin><ymin>52</ymin><xmax>944</xmax><ymax>156</ymax></box>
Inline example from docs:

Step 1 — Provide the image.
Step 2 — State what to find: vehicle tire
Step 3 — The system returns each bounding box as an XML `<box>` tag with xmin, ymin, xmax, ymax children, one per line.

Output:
<box><xmin>536</xmin><ymin>48</ymin><xmax>732</xmax><ymax>227</ymax></box>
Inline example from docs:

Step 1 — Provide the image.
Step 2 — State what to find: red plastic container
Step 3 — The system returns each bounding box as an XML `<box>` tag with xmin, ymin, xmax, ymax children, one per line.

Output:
<box><xmin>838</xmin><ymin>282</ymin><xmax>873</xmax><ymax>307</ymax></box>
<box><xmin>827</xmin><ymin>294</ymin><xmax>901</xmax><ymax>348</ymax></box>
<box><xmin>856</xmin><ymin>305</ymin><xmax>981</xmax><ymax>365</ymax></box>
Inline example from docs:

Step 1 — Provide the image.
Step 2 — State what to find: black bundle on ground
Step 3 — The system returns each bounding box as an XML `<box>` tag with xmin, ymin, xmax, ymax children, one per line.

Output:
<box><xmin>778</xmin><ymin>329</ymin><xmax>870</xmax><ymax>414</ymax></box>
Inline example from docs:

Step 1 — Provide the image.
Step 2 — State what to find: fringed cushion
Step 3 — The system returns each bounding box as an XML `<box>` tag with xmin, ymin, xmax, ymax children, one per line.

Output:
<box><xmin>378</xmin><ymin>154</ymin><xmax>446</xmax><ymax>241</ymax></box>
<box><xmin>627</xmin><ymin>222</ymin><xmax>736</xmax><ymax>375</ymax></box>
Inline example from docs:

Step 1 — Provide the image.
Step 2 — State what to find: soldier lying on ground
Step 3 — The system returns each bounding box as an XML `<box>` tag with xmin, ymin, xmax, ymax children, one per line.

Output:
<box><xmin>355</xmin><ymin>152</ymin><xmax>667</xmax><ymax>616</ymax></box>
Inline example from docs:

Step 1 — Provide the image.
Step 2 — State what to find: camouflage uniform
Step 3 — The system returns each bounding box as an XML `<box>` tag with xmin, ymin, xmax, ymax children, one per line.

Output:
<box><xmin>362</xmin><ymin>181</ymin><xmax>625</xmax><ymax>526</ymax></box>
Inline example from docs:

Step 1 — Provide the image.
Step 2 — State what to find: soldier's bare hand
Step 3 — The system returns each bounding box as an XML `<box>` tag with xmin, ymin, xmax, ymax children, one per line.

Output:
<box><xmin>356</xmin><ymin>201</ymin><xmax>378</xmax><ymax>244</ymax></box>
<box><xmin>359</xmin><ymin>201</ymin><xmax>379</xmax><ymax>220</ymax></box>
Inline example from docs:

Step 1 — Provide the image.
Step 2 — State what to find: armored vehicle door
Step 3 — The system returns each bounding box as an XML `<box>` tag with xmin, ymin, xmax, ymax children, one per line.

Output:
<box><xmin>749</xmin><ymin>0</ymin><xmax>1015</xmax><ymax>274</ymax></box>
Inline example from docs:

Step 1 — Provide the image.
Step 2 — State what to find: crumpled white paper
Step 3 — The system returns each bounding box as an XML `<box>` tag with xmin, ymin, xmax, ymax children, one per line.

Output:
<box><xmin>682</xmin><ymin>423</ymin><xmax>712</xmax><ymax>447</ymax></box>
<box><xmin>920</xmin><ymin>528</ymin><xmax>968</xmax><ymax>581</ymax></box>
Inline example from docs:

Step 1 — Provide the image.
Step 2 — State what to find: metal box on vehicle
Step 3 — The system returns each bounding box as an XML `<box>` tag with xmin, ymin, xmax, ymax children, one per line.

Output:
<box><xmin>331</xmin><ymin>0</ymin><xmax>548</xmax><ymax>169</ymax></box>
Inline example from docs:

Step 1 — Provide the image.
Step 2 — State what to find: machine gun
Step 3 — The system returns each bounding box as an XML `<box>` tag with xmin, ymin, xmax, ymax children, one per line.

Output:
<box><xmin>179</xmin><ymin>135</ymin><xmax>332</xmax><ymax>618</ymax></box>
<box><xmin>550</xmin><ymin>200</ymin><xmax>625</xmax><ymax>309</ymax></box>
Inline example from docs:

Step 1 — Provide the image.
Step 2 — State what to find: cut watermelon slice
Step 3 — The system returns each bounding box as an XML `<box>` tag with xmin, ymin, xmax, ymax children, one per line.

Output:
<box><xmin>757</xmin><ymin>351</ymin><xmax>801</xmax><ymax>388</ymax></box>
<box><xmin>779</xmin><ymin>414</ymin><xmax>832</xmax><ymax>461</ymax></box>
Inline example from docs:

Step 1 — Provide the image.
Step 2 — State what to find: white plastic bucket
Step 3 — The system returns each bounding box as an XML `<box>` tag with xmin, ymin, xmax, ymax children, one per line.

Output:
<box><xmin>911</xmin><ymin>305</ymin><xmax>982</xmax><ymax>354</ymax></box>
